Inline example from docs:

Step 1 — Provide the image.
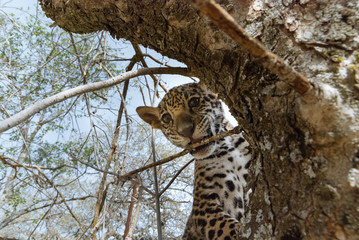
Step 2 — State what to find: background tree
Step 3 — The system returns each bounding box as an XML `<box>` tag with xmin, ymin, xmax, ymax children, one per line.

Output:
<box><xmin>35</xmin><ymin>0</ymin><xmax>359</xmax><ymax>240</ymax></box>
<box><xmin>0</xmin><ymin>4</ymin><xmax>195</xmax><ymax>239</ymax></box>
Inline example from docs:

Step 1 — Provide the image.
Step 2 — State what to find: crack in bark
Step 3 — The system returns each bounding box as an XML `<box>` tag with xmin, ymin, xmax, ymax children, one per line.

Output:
<box><xmin>260</xmin><ymin>151</ymin><xmax>277</xmax><ymax>237</ymax></box>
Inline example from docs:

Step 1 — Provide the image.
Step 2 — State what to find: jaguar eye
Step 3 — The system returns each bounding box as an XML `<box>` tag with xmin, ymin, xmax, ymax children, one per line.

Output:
<box><xmin>161</xmin><ymin>113</ymin><xmax>172</xmax><ymax>124</ymax></box>
<box><xmin>188</xmin><ymin>97</ymin><xmax>200</xmax><ymax>108</ymax></box>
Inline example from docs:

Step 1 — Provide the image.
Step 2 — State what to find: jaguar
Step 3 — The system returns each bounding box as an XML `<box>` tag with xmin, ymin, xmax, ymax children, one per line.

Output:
<box><xmin>136</xmin><ymin>82</ymin><xmax>252</xmax><ymax>239</ymax></box>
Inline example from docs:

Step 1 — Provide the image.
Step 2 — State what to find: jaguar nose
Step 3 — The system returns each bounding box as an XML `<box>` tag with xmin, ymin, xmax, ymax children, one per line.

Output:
<box><xmin>176</xmin><ymin>114</ymin><xmax>194</xmax><ymax>138</ymax></box>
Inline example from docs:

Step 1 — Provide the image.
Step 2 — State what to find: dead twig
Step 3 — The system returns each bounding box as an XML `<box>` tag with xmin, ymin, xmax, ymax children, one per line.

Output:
<box><xmin>70</xmin><ymin>126</ymin><xmax>241</xmax><ymax>195</ymax></box>
<box><xmin>123</xmin><ymin>183</ymin><xmax>137</xmax><ymax>239</ymax></box>
<box><xmin>132</xmin><ymin>43</ymin><xmax>168</xmax><ymax>95</ymax></box>
<box><xmin>69</xmin><ymin>154</ymin><xmax>155</xmax><ymax>197</ymax></box>
<box><xmin>120</xmin><ymin>126</ymin><xmax>241</xmax><ymax>179</ymax></box>
<box><xmin>126</xmin><ymin>186</ymin><xmax>143</xmax><ymax>240</ymax></box>
<box><xmin>0</xmin><ymin>155</ymin><xmax>72</xmax><ymax>171</ymax></box>
<box><xmin>1</xmin><ymin>157</ymin><xmax>84</xmax><ymax>233</ymax></box>
<box><xmin>190</xmin><ymin>0</ymin><xmax>312</xmax><ymax>94</ymax></box>
<box><xmin>159</xmin><ymin>158</ymin><xmax>195</xmax><ymax>196</ymax></box>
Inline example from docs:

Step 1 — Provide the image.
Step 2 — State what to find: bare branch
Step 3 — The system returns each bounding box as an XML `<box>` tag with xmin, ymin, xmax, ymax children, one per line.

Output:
<box><xmin>27</xmin><ymin>195</ymin><xmax>58</xmax><ymax>240</ymax></box>
<box><xmin>33</xmin><ymin>166</ymin><xmax>85</xmax><ymax>233</ymax></box>
<box><xmin>69</xmin><ymin>154</ymin><xmax>155</xmax><ymax>197</ymax></box>
<box><xmin>0</xmin><ymin>155</ymin><xmax>71</xmax><ymax>171</ymax></box>
<box><xmin>69</xmin><ymin>32</ymin><xmax>87</xmax><ymax>83</ymax></box>
<box><xmin>190</xmin><ymin>0</ymin><xmax>313</xmax><ymax>94</ymax></box>
<box><xmin>123</xmin><ymin>183</ymin><xmax>137</xmax><ymax>239</ymax></box>
<box><xmin>159</xmin><ymin>158</ymin><xmax>195</xmax><ymax>196</ymax></box>
<box><xmin>1</xmin><ymin>155</ymin><xmax>85</xmax><ymax>232</ymax></box>
<box><xmin>0</xmin><ymin>196</ymin><xmax>92</xmax><ymax>230</ymax></box>
<box><xmin>120</xmin><ymin>126</ymin><xmax>241</xmax><ymax>179</ymax></box>
<box><xmin>0</xmin><ymin>67</ymin><xmax>191</xmax><ymax>133</ymax></box>
<box><xmin>126</xmin><ymin>187</ymin><xmax>143</xmax><ymax>240</ymax></box>
<box><xmin>92</xmin><ymin>51</ymin><xmax>136</xmax><ymax>239</ymax></box>
<box><xmin>132</xmin><ymin>43</ymin><xmax>167</xmax><ymax>95</ymax></box>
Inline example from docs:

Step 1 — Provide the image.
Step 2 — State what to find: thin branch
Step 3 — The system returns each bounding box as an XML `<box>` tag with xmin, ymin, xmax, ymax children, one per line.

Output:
<box><xmin>34</xmin><ymin>166</ymin><xmax>84</xmax><ymax>232</ymax></box>
<box><xmin>0</xmin><ymin>155</ymin><xmax>72</xmax><ymax>171</ymax></box>
<box><xmin>95</xmin><ymin>58</ymin><xmax>134</xmax><ymax>62</ymax></box>
<box><xmin>132</xmin><ymin>43</ymin><xmax>167</xmax><ymax>95</ymax></box>
<box><xmin>1</xmin><ymin>156</ymin><xmax>84</xmax><ymax>232</ymax></box>
<box><xmin>91</xmin><ymin>200</ymin><xmax>109</xmax><ymax>237</ymax></box>
<box><xmin>139</xmin><ymin>85</ymin><xmax>147</xmax><ymax>106</ymax></box>
<box><xmin>0</xmin><ymin>195</ymin><xmax>92</xmax><ymax>230</ymax></box>
<box><xmin>69</xmin><ymin>154</ymin><xmax>155</xmax><ymax>197</ymax></box>
<box><xmin>76</xmin><ymin>220</ymin><xmax>94</xmax><ymax>240</ymax></box>
<box><xmin>120</xmin><ymin>126</ymin><xmax>241</xmax><ymax>179</ymax></box>
<box><xmin>92</xmin><ymin>52</ymin><xmax>136</xmax><ymax>239</ymax></box>
<box><xmin>146</xmin><ymin>59</ymin><xmax>163</xmax><ymax>240</ymax></box>
<box><xmin>115</xmin><ymin>84</ymin><xmax>131</xmax><ymax>175</ymax></box>
<box><xmin>142</xmin><ymin>54</ymin><xmax>171</xmax><ymax>67</ymax></box>
<box><xmin>123</xmin><ymin>183</ymin><xmax>137</xmax><ymax>239</ymax></box>
<box><xmin>0</xmin><ymin>67</ymin><xmax>191</xmax><ymax>133</ymax></box>
<box><xmin>27</xmin><ymin>195</ymin><xmax>58</xmax><ymax>240</ymax></box>
<box><xmin>70</xmin><ymin>126</ymin><xmax>240</xmax><ymax>198</ymax></box>
<box><xmin>126</xmin><ymin>187</ymin><xmax>143</xmax><ymax>240</ymax></box>
<box><xmin>70</xmin><ymin>32</ymin><xmax>102</xmax><ymax>169</ymax></box>
<box><xmin>190</xmin><ymin>0</ymin><xmax>313</xmax><ymax>94</ymax></box>
<box><xmin>69</xmin><ymin>32</ymin><xmax>86</xmax><ymax>82</ymax></box>
<box><xmin>159</xmin><ymin>158</ymin><xmax>195</xmax><ymax>196</ymax></box>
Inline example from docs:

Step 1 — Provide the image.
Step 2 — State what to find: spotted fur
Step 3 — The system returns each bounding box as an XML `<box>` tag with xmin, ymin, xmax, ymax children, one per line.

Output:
<box><xmin>137</xmin><ymin>83</ymin><xmax>251</xmax><ymax>239</ymax></box>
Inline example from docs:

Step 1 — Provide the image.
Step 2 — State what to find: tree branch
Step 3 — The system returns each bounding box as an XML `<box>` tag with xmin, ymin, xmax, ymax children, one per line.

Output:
<box><xmin>0</xmin><ymin>155</ymin><xmax>71</xmax><ymax>171</ymax></box>
<box><xmin>131</xmin><ymin>43</ymin><xmax>167</xmax><ymax>95</ymax></box>
<box><xmin>159</xmin><ymin>158</ymin><xmax>195</xmax><ymax>196</ymax></box>
<box><xmin>123</xmin><ymin>183</ymin><xmax>137</xmax><ymax>239</ymax></box>
<box><xmin>70</xmin><ymin>155</ymin><xmax>155</xmax><ymax>197</ymax></box>
<box><xmin>0</xmin><ymin>195</ymin><xmax>92</xmax><ymax>230</ymax></box>
<box><xmin>125</xmin><ymin>186</ymin><xmax>143</xmax><ymax>240</ymax></box>
<box><xmin>120</xmin><ymin>126</ymin><xmax>241</xmax><ymax>179</ymax></box>
<box><xmin>0</xmin><ymin>67</ymin><xmax>191</xmax><ymax>133</ymax></box>
<box><xmin>190</xmin><ymin>0</ymin><xmax>313</xmax><ymax>94</ymax></box>
<box><xmin>92</xmin><ymin>51</ymin><xmax>137</xmax><ymax>239</ymax></box>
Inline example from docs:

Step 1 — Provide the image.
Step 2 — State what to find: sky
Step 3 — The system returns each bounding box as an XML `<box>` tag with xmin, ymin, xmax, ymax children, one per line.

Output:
<box><xmin>0</xmin><ymin>0</ymin><xmax>38</xmax><ymax>19</ymax></box>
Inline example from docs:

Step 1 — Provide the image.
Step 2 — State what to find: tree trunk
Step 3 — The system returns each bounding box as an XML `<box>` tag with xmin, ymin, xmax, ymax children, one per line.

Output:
<box><xmin>39</xmin><ymin>0</ymin><xmax>359</xmax><ymax>239</ymax></box>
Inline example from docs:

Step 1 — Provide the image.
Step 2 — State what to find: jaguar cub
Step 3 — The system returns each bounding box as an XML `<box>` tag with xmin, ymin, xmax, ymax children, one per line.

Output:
<box><xmin>137</xmin><ymin>82</ymin><xmax>251</xmax><ymax>239</ymax></box>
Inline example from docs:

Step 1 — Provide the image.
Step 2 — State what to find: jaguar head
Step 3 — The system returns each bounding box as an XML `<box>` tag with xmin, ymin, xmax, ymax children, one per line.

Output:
<box><xmin>136</xmin><ymin>82</ymin><xmax>228</xmax><ymax>159</ymax></box>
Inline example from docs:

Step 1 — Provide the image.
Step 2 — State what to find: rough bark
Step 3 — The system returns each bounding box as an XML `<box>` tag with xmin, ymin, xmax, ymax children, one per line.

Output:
<box><xmin>39</xmin><ymin>0</ymin><xmax>359</xmax><ymax>239</ymax></box>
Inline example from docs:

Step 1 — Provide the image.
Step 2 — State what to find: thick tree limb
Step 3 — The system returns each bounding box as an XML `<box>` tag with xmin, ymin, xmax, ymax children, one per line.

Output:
<box><xmin>0</xmin><ymin>67</ymin><xmax>190</xmax><ymax>133</ymax></box>
<box><xmin>190</xmin><ymin>0</ymin><xmax>312</xmax><ymax>94</ymax></box>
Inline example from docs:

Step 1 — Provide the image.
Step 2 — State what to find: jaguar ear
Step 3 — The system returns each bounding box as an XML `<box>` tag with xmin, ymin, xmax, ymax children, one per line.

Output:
<box><xmin>198</xmin><ymin>81</ymin><xmax>217</xmax><ymax>96</ymax></box>
<box><xmin>136</xmin><ymin>106</ymin><xmax>161</xmax><ymax>129</ymax></box>
<box><xmin>197</xmin><ymin>81</ymin><xmax>207</xmax><ymax>90</ymax></box>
